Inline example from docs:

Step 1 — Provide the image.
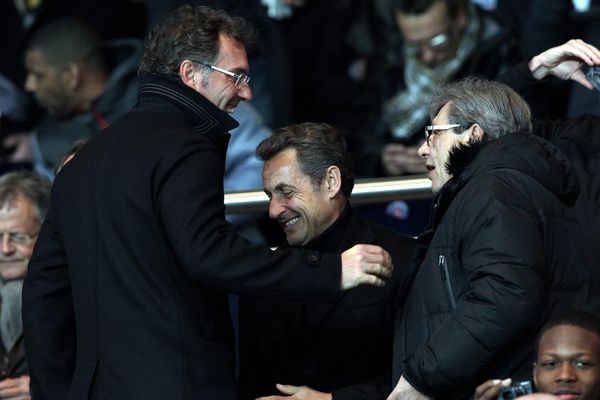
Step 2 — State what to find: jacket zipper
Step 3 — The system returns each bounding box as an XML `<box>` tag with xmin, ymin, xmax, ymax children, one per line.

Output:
<box><xmin>439</xmin><ymin>255</ymin><xmax>457</xmax><ymax>309</ymax></box>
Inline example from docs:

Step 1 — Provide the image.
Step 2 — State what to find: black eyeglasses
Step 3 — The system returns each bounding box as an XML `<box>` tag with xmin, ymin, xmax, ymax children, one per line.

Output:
<box><xmin>424</xmin><ymin>124</ymin><xmax>460</xmax><ymax>146</ymax></box>
<box><xmin>201</xmin><ymin>63</ymin><xmax>250</xmax><ymax>87</ymax></box>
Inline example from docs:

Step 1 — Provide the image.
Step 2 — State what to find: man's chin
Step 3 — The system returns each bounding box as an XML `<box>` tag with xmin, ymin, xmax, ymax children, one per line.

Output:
<box><xmin>0</xmin><ymin>262</ymin><xmax>28</xmax><ymax>281</ymax></box>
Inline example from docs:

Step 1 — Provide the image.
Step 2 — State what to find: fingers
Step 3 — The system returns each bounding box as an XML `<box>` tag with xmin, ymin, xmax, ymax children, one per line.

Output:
<box><xmin>354</xmin><ymin>244</ymin><xmax>393</xmax><ymax>271</ymax></box>
<box><xmin>276</xmin><ymin>384</ymin><xmax>301</xmax><ymax>395</ymax></box>
<box><xmin>474</xmin><ymin>378</ymin><xmax>510</xmax><ymax>400</ymax></box>
<box><xmin>340</xmin><ymin>245</ymin><xmax>394</xmax><ymax>290</ymax></box>
<box><xmin>572</xmin><ymin>69</ymin><xmax>595</xmax><ymax>90</ymax></box>
<box><xmin>563</xmin><ymin>39</ymin><xmax>600</xmax><ymax>66</ymax></box>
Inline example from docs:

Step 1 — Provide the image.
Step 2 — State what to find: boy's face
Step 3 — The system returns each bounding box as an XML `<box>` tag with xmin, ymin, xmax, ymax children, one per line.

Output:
<box><xmin>534</xmin><ymin>325</ymin><xmax>600</xmax><ymax>400</ymax></box>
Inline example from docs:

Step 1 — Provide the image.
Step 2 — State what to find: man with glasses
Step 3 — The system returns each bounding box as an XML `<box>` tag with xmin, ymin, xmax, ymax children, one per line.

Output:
<box><xmin>387</xmin><ymin>78</ymin><xmax>581</xmax><ymax>399</ymax></box>
<box><xmin>357</xmin><ymin>0</ymin><xmax>517</xmax><ymax>178</ymax></box>
<box><xmin>22</xmin><ymin>6</ymin><xmax>393</xmax><ymax>400</ymax></box>
<box><xmin>0</xmin><ymin>170</ymin><xmax>51</xmax><ymax>400</ymax></box>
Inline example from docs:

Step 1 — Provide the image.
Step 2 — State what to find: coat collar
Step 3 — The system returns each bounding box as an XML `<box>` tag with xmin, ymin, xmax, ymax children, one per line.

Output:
<box><xmin>423</xmin><ymin>133</ymin><xmax>579</xmax><ymax>233</ymax></box>
<box><xmin>303</xmin><ymin>204</ymin><xmax>376</xmax><ymax>253</ymax></box>
<box><xmin>137</xmin><ymin>74</ymin><xmax>239</xmax><ymax>135</ymax></box>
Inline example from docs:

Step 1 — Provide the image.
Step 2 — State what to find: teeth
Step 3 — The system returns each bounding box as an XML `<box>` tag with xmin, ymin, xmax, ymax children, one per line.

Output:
<box><xmin>225</xmin><ymin>106</ymin><xmax>235</xmax><ymax>114</ymax></box>
<box><xmin>283</xmin><ymin>217</ymin><xmax>299</xmax><ymax>227</ymax></box>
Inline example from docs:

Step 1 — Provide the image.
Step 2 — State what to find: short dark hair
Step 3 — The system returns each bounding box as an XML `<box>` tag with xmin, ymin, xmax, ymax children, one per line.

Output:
<box><xmin>390</xmin><ymin>0</ymin><xmax>468</xmax><ymax>19</ymax></box>
<box><xmin>536</xmin><ymin>310</ymin><xmax>600</xmax><ymax>357</ymax></box>
<box><xmin>27</xmin><ymin>18</ymin><xmax>106</xmax><ymax>72</ymax></box>
<box><xmin>0</xmin><ymin>171</ymin><xmax>52</xmax><ymax>223</ymax></box>
<box><xmin>138</xmin><ymin>5</ymin><xmax>256</xmax><ymax>78</ymax></box>
<box><xmin>429</xmin><ymin>77</ymin><xmax>532</xmax><ymax>140</ymax></box>
<box><xmin>256</xmin><ymin>123</ymin><xmax>355</xmax><ymax>198</ymax></box>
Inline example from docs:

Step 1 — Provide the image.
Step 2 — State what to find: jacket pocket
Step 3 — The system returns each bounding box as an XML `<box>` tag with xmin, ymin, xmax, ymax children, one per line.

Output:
<box><xmin>438</xmin><ymin>254</ymin><xmax>457</xmax><ymax>309</ymax></box>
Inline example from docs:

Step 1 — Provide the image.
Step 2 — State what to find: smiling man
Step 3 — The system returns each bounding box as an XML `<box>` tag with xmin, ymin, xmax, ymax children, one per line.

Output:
<box><xmin>388</xmin><ymin>78</ymin><xmax>581</xmax><ymax>400</ymax></box>
<box><xmin>239</xmin><ymin>123</ymin><xmax>415</xmax><ymax>400</ymax></box>
<box><xmin>0</xmin><ymin>171</ymin><xmax>51</xmax><ymax>400</ymax></box>
<box><xmin>22</xmin><ymin>6</ymin><xmax>393</xmax><ymax>400</ymax></box>
<box><xmin>475</xmin><ymin>310</ymin><xmax>600</xmax><ymax>400</ymax></box>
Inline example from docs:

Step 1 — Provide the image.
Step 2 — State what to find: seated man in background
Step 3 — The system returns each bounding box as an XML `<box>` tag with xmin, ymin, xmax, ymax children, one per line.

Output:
<box><xmin>475</xmin><ymin>310</ymin><xmax>600</xmax><ymax>400</ymax></box>
<box><xmin>0</xmin><ymin>171</ymin><xmax>51</xmax><ymax>399</ymax></box>
<box><xmin>18</xmin><ymin>17</ymin><xmax>141</xmax><ymax>177</ymax></box>
<box><xmin>357</xmin><ymin>0</ymin><xmax>516</xmax><ymax>177</ymax></box>
<box><xmin>388</xmin><ymin>78</ymin><xmax>581</xmax><ymax>400</ymax></box>
<box><xmin>239</xmin><ymin>122</ymin><xmax>416</xmax><ymax>400</ymax></box>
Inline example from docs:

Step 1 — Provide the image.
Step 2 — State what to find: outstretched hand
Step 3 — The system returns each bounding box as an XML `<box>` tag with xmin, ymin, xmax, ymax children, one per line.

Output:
<box><xmin>340</xmin><ymin>244</ymin><xmax>393</xmax><ymax>290</ymax></box>
<box><xmin>256</xmin><ymin>384</ymin><xmax>331</xmax><ymax>400</ymax></box>
<box><xmin>528</xmin><ymin>39</ymin><xmax>600</xmax><ymax>89</ymax></box>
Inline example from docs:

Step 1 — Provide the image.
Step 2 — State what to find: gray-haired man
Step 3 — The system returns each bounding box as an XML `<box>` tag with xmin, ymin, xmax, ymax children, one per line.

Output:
<box><xmin>389</xmin><ymin>78</ymin><xmax>579</xmax><ymax>399</ymax></box>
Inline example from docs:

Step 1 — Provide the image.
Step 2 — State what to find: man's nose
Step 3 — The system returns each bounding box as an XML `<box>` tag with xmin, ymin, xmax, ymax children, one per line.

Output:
<box><xmin>556</xmin><ymin>363</ymin><xmax>577</xmax><ymax>382</ymax></box>
<box><xmin>268</xmin><ymin>199</ymin><xmax>285</xmax><ymax>220</ymax></box>
<box><xmin>0</xmin><ymin>236</ymin><xmax>15</xmax><ymax>255</ymax></box>
<box><xmin>417</xmin><ymin>140</ymin><xmax>429</xmax><ymax>158</ymax></box>
<box><xmin>238</xmin><ymin>83</ymin><xmax>252</xmax><ymax>102</ymax></box>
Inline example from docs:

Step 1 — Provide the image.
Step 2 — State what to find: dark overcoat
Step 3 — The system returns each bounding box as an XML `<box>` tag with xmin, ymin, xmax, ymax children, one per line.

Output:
<box><xmin>22</xmin><ymin>75</ymin><xmax>343</xmax><ymax>400</ymax></box>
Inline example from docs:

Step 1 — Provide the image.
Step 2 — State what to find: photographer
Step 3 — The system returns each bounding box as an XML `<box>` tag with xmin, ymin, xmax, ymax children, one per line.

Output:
<box><xmin>475</xmin><ymin>310</ymin><xmax>600</xmax><ymax>400</ymax></box>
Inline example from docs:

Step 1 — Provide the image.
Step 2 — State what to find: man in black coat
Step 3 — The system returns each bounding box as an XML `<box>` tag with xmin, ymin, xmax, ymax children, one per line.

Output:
<box><xmin>388</xmin><ymin>78</ymin><xmax>580</xmax><ymax>399</ymax></box>
<box><xmin>21</xmin><ymin>6</ymin><xmax>393</xmax><ymax>400</ymax></box>
<box><xmin>238</xmin><ymin>123</ymin><xmax>416</xmax><ymax>400</ymax></box>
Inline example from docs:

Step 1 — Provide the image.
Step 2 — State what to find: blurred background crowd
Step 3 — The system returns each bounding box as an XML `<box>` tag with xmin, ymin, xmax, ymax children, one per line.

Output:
<box><xmin>1</xmin><ymin>0</ymin><xmax>599</xmax><ymax>240</ymax></box>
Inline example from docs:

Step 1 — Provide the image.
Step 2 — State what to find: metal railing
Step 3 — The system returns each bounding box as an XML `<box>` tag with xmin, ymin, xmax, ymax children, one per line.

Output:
<box><xmin>224</xmin><ymin>175</ymin><xmax>433</xmax><ymax>214</ymax></box>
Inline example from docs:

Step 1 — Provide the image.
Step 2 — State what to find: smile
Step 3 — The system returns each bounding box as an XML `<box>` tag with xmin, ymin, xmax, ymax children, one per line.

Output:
<box><xmin>282</xmin><ymin>216</ymin><xmax>300</xmax><ymax>228</ymax></box>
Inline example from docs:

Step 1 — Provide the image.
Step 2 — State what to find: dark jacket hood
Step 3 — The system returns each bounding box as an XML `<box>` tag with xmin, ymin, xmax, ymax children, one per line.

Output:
<box><xmin>445</xmin><ymin>133</ymin><xmax>579</xmax><ymax>207</ymax></box>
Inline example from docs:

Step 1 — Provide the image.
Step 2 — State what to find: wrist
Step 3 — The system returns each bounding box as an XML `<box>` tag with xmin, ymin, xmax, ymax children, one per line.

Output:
<box><xmin>528</xmin><ymin>55</ymin><xmax>547</xmax><ymax>80</ymax></box>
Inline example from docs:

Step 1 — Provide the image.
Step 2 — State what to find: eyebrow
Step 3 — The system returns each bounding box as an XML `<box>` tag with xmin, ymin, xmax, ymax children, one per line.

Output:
<box><xmin>541</xmin><ymin>352</ymin><xmax>593</xmax><ymax>358</ymax></box>
<box><xmin>274</xmin><ymin>183</ymin><xmax>294</xmax><ymax>192</ymax></box>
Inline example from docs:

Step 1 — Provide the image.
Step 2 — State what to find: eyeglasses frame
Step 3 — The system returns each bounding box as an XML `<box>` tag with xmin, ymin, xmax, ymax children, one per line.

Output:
<box><xmin>200</xmin><ymin>62</ymin><xmax>250</xmax><ymax>87</ymax></box>
<box><xmin>424</xmin><ymin>124</ymin><xmax>461</xmax><ymax>146</ymax></box>
<box><xmin>0</xmin><ymin>230</ymin><xmax>39</xmax><ymax>246</ymax></box>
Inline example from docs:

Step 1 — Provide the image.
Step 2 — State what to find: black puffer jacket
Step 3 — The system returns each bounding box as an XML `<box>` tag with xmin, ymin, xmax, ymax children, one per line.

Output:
<box><xmin>392</xmin><ymin>133</ymin><xmax>581</xmax><ymax>399</ymax></box>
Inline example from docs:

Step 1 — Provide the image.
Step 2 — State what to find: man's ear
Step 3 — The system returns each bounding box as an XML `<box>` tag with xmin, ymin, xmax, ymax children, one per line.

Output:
<box><xmin>179</xmin><ymin>60</ymin><xmax>197</xmax><ymax>89</ymax></box>
<box><xmin>532</xmin><ymin>361</ymin><xmax>538</xmax><ymax>388</ymax></box>
<box><xmin>470</xmin><ymin>124</ymin><xmax>485</xmax><ymax>141</ymax></box>
<box><xmin>325</xmin><ymin>166</ymin><xmax>342</xmax><ymax>198</ymax></box>
<box><xmin>62</xmin><ymin>63</ymin><xmax>82</xmax><ymax>91</ymax></box>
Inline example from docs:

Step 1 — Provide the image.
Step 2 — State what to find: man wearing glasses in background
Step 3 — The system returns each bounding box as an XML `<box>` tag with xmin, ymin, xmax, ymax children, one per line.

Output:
<box><xmin>387</xmin><ymin>78</ymin><xmax>582</xmax><ymax>399</ymax></box>
<box><xmin>356</xmin><ymin>0</ymin><xmax>517</xmax><ymax>178</ymax></box>
<box><xmin>22</xmin><ymin>5</ymin><xmax>393</xmax><ymax>400</ymax></box>
<box><xmin>0</xmin><ymin>171</ymin><xmax>51</xmax><ymax>400</ymax></box>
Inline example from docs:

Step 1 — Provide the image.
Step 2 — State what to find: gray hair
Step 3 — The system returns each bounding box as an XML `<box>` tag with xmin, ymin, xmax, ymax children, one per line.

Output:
<box><xmin>0</xmin><ymin>171</ymin><xmax>52</xmax><ymax>223</ymax></box>
<box><xmin>429</xmin><ymin>77</ymin><xmax>532</xmax><ymax>140</ymax></box>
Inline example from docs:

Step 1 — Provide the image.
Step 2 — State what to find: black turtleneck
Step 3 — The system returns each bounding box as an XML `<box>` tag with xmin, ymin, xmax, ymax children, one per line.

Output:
<box><xmin>302</xmin><ymin>203</ymin><xmax>353</xmax><ymax>254</ymax></box>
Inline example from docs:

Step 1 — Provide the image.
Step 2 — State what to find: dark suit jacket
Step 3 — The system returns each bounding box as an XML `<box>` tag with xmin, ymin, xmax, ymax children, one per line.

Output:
<box><xmin>238</xmin><ymin>206</ymin><xmax>416</xmax><ymax>400</ymax></box>
<box><xmin>22</xmin><ymin>75</ymin><xmax>345</xmax><ymax>400</ymax></box>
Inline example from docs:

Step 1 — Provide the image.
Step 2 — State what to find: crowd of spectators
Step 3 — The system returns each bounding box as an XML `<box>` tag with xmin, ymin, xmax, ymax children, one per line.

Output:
<box><xmin>1</xmin><ymin>1</ymin><xmax>600</xmax><ymax>399</ymax></box>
